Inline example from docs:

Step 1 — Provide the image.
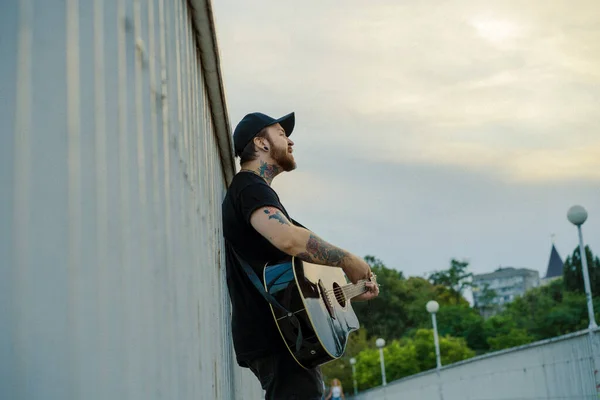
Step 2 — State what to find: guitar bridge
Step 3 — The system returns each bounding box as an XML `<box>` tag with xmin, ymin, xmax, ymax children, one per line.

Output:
<box><xmin>318</xmin><ymin>279</ymin><xmax>336</xmax><ymax>320</ymax></box>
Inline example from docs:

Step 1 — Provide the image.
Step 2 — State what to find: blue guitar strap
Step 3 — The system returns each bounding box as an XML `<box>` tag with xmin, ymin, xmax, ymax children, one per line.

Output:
<box><xmin>230</xmin><ymin>245</ymin><xmax>304</xmax><ymax>353</ymax></box>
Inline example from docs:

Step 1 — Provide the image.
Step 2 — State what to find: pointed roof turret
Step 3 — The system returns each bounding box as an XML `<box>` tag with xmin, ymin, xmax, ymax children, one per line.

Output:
<box><xmin>545</xmin><ymin>243</ymin><xmax>564</xmax><ymax>279</ymax></box>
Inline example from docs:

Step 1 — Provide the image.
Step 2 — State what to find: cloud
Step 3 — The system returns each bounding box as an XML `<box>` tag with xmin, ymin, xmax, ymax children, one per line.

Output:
<box><xmin>215</xmin><ymin>0</ymin><xmax>600</xmax><ymax>183</ymax></box>
<box><xmin>272</xmin><ymin>157</ymin><xmax>600</xmax><ymax>277</ymax></box>
<box><xmin>214</xmin><ymin>0</ymin><xmax>600</xmax><ymax>276</ymax></box>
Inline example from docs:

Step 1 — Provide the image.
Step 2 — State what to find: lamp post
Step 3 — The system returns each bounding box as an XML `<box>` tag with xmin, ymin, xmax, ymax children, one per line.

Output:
<box><xmin>427</xmin><ymin>300</ymin><xmax>444</xmax><ymax>400</ymax></box>
<box><xmin>567</xmin><ymin>205</ymin><xmax>598</xmax><ymax>330</ymax></box>
<box><xmin>426</xmin><ymin>300</ymin><xmax>442</xmax><ymax>370</ymax></box>
<box><xmin>350</xmin><ymin>357</ymin><xmax>358</xmax><ymax>396</ymax></box>
<box><xmin>375</xmin><ymin>338</ymin><xmax>387</xmax><ymax>386</ymax></box>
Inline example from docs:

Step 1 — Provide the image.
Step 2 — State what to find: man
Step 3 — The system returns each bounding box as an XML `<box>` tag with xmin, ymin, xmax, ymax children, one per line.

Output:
<box><xmin>222</xmin><ymin>111</ymin><xmax>379</xmax><ymax>400</ymax></box>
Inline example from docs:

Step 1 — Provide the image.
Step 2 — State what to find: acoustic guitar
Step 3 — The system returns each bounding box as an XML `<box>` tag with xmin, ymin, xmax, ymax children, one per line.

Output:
<box><xmin>263</xmin><ymin>258</ymin><xmax>376</xmax><ymax>369</ymax></box>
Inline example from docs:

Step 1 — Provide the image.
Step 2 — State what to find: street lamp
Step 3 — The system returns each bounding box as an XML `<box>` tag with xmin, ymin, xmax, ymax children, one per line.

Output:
<box><xmin>567</xmin><ymin>205</ymin><xmax>598</xmax><ymax>329</ymax></box>
<box><xmin>427</xmin><ymin>300</ymin><xmax>445</xmax><ymax>400</ymax></box>
<box><xmin>375</xmin><ymin>338</ymin><xmax>387</xmax><ymax>386</ymax></box>
<box><xmin>349</xmin><ymin>357</ymin><xmax>358</xmax><ymax>396</ymax></box>
<box><xmin>426</xmin><ymin>300</ymin><xmax>442</xmax><ymax>370</ymax></box>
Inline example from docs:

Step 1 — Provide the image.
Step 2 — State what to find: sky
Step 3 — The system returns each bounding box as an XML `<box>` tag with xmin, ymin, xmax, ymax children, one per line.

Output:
<box><xmin>212</xmin><ymin>0</ymin><xmax>600</xmax><ymax>279</ymax></box>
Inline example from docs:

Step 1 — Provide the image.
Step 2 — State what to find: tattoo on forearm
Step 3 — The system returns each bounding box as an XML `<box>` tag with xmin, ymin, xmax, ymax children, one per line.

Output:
<box><xmin>296</xmin><ymin>234</ymin><xmax>349</xmax><ymax>266</ymax></box>
<box><xmin>263</xmin><ymin>208</ymin><xmax>290</xmax><ymax>226</ymax></box>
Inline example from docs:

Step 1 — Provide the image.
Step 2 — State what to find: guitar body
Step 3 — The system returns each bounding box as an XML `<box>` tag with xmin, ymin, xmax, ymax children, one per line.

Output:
<box><xmin>263</xmin><ymin>258</ymin><xmax>360</xmax><ymax>369</ymax></box>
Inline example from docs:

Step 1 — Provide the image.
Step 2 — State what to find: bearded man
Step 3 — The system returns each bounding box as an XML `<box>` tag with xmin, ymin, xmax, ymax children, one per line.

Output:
<box><xmin>222</xmin><ymin>112</ymin><xmax>379</xmax><ymax>400</ymax></box>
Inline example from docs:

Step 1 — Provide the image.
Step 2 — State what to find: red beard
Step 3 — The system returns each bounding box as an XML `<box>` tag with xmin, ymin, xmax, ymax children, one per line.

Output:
<box><xmin>269</xmin><ymin>140</ymin><xmax>296</xmax><ymax>171</ymax></box>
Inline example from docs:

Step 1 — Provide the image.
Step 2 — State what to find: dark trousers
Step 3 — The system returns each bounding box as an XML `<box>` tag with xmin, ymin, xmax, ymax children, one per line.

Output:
<box><xmin>247</xmin><ymin>351</ymin><xmax>324</xmax><ymax>400</ymax></box>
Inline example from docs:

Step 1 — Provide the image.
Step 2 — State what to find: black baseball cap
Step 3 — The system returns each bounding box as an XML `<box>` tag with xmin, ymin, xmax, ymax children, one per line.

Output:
<box><xmin>233</xmin><ymin>112</ymin><xmax>295</xmax><ymax>157</ymax></box>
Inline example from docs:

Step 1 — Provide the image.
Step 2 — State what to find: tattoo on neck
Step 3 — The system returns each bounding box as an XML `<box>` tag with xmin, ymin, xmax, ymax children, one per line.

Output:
<box><xmin>240</xmin><ymin>161</ymin><xmax>282</xmax><ymax>184</ymax></box>
<box><xmin>296</xmin><ymin>234</ymin><xmax>349</xmax><ymax>266</ymax></box>
<box><xmin>257</xmin><ymin>161</ymin><xmax>281</xmax><ymax>184</ymax></box>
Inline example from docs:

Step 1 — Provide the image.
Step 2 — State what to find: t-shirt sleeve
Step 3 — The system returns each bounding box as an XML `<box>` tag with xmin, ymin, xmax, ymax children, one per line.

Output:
<box><xmin>237</xmin><ymin>183</ymin><xmax>283</xmax><ymax>226</ymax></box>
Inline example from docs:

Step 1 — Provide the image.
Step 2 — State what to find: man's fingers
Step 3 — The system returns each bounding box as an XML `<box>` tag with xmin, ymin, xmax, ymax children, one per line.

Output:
<box><xmin>364</xmin><ymin>282</ymin><xmax>378</xmax><ymax>293</ymax></box>
<box><xmin>363</xmin><ymin>281</ymin><xmax>379</xmax><ymax>296</ymax></box>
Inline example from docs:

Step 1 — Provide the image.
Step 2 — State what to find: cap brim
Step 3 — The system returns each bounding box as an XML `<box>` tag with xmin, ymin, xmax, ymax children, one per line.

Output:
<box><xmin>273</xmin><ymin>112</ymin><xmax>295</xmax><ymax>137</ymax></box>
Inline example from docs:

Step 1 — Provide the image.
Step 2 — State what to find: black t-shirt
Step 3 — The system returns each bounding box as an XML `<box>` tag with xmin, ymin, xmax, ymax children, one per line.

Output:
<box><xmin>221</xmin><ymin>171</ymin><xmax>294</xmax><ymax>366</ymax></box>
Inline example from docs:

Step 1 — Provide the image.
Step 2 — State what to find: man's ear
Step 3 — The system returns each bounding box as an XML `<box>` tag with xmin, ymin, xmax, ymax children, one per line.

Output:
<box><xmin>253</xmin><ymin>136</ymin><xmax>268</xmax><ymax>151</ymax></box>
<box><xmin>252</xmin><ymin>137</ymin><xmax>260</xmax><ymax>150</ymax></box>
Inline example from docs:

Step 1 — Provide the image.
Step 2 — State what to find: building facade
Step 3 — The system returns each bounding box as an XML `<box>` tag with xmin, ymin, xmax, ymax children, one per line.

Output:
<box><xmin>472</xmin><ymin>267</ymin><xmax>540</xmax><ymax>312</ymax></box>
<box><xmin>0</xmin><ymin>0</ymin><xmax>260</xmax><ymax>399</ymax></box>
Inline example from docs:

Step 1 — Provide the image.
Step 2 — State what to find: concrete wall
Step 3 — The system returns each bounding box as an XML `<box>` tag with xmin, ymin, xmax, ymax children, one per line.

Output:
<box><xmin>352</xmin><ymin>329</ymin><xmax>600</xmax><ymax>400</ymax></box>
<box><xmin>0</xmin><ymin>0</ymin><xmax>261</xmax><ymax>398</ymax></box>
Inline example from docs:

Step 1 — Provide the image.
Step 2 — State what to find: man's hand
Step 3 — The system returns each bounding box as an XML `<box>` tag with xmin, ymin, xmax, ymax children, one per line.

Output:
<box><xmin>342</xmin><ymin>256</ymin><xmax>372</xmax><ymax>284</ymax></box>
<box><xmin>342</xmin><ymin>257</ymin><xmax>379</xmax><ymax>301</ymax></box>
<box><xmin>354</xmin><ymin>280</ymin><xmax>379</xmax><ymax>302</ymax></box>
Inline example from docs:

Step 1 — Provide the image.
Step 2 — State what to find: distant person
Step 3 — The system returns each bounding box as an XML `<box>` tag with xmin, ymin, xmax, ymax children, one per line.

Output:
<box><xmin>222</xmin><ymin>112</ymin><xmax>379</xmax><ymax>399</ymax></box>
<box><xmin>325</xmin><ymin>378</ymin><xmax>345</xmax><ymax>400</ymax></box>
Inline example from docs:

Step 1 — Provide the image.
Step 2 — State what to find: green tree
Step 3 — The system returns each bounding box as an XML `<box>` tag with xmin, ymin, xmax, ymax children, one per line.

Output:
<box><xmin>355</xmin><ymin>256</ymin><xmax>470</xmax><ymax>340</ymax></box>
<box><xmin>473</xmin><ymin>282</ymin><xmax>498</xmax><ymax>315</ymax></box>
<box><xmin>354</xmin><ymin>347</ymin><xmax>384</xmax><ymax>390</ymax></box>
<box><xmin>429</xmin><ymin>259</ymin><xmax>473</xmax><ymax>302</ymax></box>
<box><xmin>354</xmin><ymin>274</ymin><xmax>463</xmax><ymax>340</ymax></box>
<box><xmin>482</xmin><ymin>313</ymin><xmax>518</xmax><ymax>338</ymax></box>
<box><xmin>485</xmin><ymin>278</ymin><xmax>597</xmax><ymax>341</ymax></box>
<box><xmin>435</xmin><ymin>304</ymin><xmax>488</xmax><ymax>352</ymax></box>
<box><xmin>412</xmin><ymin>329</ymin><xmax>475</xmax><ymax>371</ymax></box>
<box><xmin>534</xmin><ymin>292</ymin><xmax>589</xmax><ymax>337</ymax></box>
<box><xmin>487</xmin><ymin>328</ymin><xmax>535</xmax><ymax>351</ymax></box>
<box><xmin>482</xmin><ymin>313</ymin><xmax>537</xmax><ymax>349</ymax></box>
<box><xmin>354</xmin><ymin>340</ymin><xmax>420</xmax><ymax>390</ymax></box>
<box><xmin>563</xmin><ymin>245</ymin><xmax>600</xmax><ymax>295</ymax></box>
<box><xmin>353</xmin><ymin>256</ymin><xmax>408</xmax><ymax>339</ymax></box>
<box><xmin>496</xmin><ymin>280</ymin><xmax>563</xmax><ymax>339</ymax></box>
<box><xmin>354</xmin><ymin>330</ymin><xmax>474</xmax><ymax>390</ymax></box>
<box><xmin>320</xmin><ymin>328</ymin><xmax>370</xmax><ymax>392</ymax></box>
<box><xmin>402</xmin><ymin>277</ymin><xmax>469</xmax><ymax>336</ymax></box>
<box><xmin>403</xmin><ymin>277</ymin><xmax>446</xmax><ymax>332</ymax></box>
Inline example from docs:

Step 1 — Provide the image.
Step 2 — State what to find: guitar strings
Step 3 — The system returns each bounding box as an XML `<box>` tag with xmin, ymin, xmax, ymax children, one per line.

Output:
<box><xmin>325</xmin><ymin>283</ymin><xmax>365</xmax><ymax>297</ymax></box>
<box><xmin>323</xmin><ymin>279</ymin><xmax>368</xmax><ymax>294</ymax></box>
<box><xmin>325</xmin><ymin>280</ymin><xmax>369</xmax><ymax>302</ymax></box>
<box><xmin>324</xmin><ymin>279</ymin><xmax>367</xmax><ymax>293</ymax></box>
<box><xmin>328</xmin><ymin>288</ymin><xmax>365</xmax><ymax>304</ymax></box>
<box><xmin>325</xmin><ymin>286</ymin><xmax>365</xmax><ymax>296</ymax></box>
<box><xmin>324</xmin><ymin>275</ymin><xmax>377</xmax><ymax>303</ymax></box>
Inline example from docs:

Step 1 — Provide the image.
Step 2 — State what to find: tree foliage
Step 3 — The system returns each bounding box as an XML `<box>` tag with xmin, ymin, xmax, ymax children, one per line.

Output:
<box><xmin>320</xmin><ymin>328</ymin><xmax>370</xmax><ymax>392</ymax></box>
<box><xmin>354</xmin><ymin>340</ymin><xmax>419</xmax><ymax>390</ymax></box>
<box><xmin>487</xmin><ymin>328</ymin><xmax>535</xmax><ymax>351</ymax></box>
<box><xmin>474</xmin><ymin>282</ymin><xmax>498</xmax><ymax>315</ymax></box>
<box><xmin>429</xmin><ymin>259</ymin><xmax>473</xmax><ymax>302</ymax></box>
<box><xmin>353</xmin><ymin>274</ymin><xmax>464</xmax><ymax>339</ymax></box>
<box><xmin>352</xmin><ymin>256</ymin><xmax>408</xmax><ymax>339</ymax></box>
<box><xmin>354</xmin><ymin>330</ymin><xmax>474</xmax><ymax>390</ymax></box>
<box><xmin>435</xmin><ymin>305</ymin><xmax>487</xmax><ymax>352</ymax></box>
<box><xmin>563</xmin><ymin>245</ymin><xmax>600</xmax><ymax>294</ymax></box>
<box><xmin>487</xmin><ymin>277</ymin><xmax>597</xmax><ymax>341</ymax></box>
<box><xmin>321</xmin><ymin>248</ymin><xmax>599</xmax><ymax>394</ymax></box>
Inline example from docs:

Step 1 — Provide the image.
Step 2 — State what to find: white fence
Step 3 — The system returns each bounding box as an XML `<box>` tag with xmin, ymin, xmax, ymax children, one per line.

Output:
<box><xmin>352</xmin><ymin>329</ymin><xmax>600</xmax><ymax>400</ymax></box>
<box><xmin>0</xmin><ymin>0</ymin><xmax>261</xmax><ymax>399</ymax></box>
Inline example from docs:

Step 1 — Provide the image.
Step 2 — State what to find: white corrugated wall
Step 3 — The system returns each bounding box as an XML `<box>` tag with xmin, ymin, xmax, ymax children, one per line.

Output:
<box><xmin>352</xmin><ymin>329</ymin><xmax>600</xmax><ymax>400</ymax></box>
<box><xmin>0</xmin><ymin>0</ymin><xmax>261</xmax><ymax>398</ymax></box>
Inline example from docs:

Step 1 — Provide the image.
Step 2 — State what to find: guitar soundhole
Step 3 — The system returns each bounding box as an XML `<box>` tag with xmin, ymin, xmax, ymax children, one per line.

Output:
<box><xmin>332</xmin><ymin>282</ymin><xmax>346</xmax><ymax>307</ymax></box>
